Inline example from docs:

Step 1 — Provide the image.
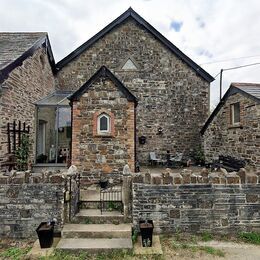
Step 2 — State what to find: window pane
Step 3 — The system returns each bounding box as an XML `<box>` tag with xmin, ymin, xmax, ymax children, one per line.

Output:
<box><xmin>233</xmin><ymin>103</ymin><xmax>240</xmax><ymax>123</ymax></box>
<box><xmin>37</xmin><ymin>107</ymin><xmax>57</xmax><ymax>163</ymax></box>
<box><xmin>57</xmin><ymin>107</ymin><xmax>71</xmax><ymax>164</ymax></box>
<box><xmin>100</xmin><ymin>116</ymin><xmax>108</xmax><ymax>131</ymax></box>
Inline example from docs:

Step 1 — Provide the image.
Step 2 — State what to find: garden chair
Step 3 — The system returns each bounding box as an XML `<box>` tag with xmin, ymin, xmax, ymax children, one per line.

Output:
<box><xmin>149</xmin><ymin>152</ymin><xmax>166</xmax><ymax>166</ymax></box>
<box><xmin>170</xmin><ymin>152</ymin><xmax>183</xmax><ymax>167</ymax></box>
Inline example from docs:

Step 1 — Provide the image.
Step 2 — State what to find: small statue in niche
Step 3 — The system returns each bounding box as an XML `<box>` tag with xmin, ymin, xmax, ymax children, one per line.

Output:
<box><xmin>123</xmin><ymin>164</ymin><xmax>132</xmax><ymax>176</ymax></box>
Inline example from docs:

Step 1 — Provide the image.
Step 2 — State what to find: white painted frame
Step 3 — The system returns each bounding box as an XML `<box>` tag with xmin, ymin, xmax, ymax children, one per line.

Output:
<box><xmin>97</xmin><ymin>113</ymin><xmax>111</xmax><ymax>134</ymax></box>
<box><xmin>231</xmin><ymin>102</ymin><xmax>240</xmax><ymax>125</ymax></box>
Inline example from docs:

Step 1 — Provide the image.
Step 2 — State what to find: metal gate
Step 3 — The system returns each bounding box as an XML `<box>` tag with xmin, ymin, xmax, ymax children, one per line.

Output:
<box><xmin>100</xmin><ymin>183</ymin><xmax>123</xmax><ymax>214</ymax></box>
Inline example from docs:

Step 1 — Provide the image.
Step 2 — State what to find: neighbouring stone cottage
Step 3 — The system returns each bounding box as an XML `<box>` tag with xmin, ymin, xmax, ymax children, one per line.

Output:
<box><xmin>0</xmin><ymin>8</ymin><xmax>214</xmax><ymax>182</ymax></box>
<box><xmin>0</xmin><ymin>33</ymin><xmax>56</xmax><ymax>167</ymax></box>
<box><xmin>202</xmin><ymin>83</ymin><xmax>260</xmax><ymax>170</ymax></box>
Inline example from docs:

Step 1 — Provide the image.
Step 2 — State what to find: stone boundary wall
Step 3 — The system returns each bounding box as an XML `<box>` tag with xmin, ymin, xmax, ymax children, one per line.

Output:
<box><xmin>0</xmin><ymin>168</ymin><xmax>79</xmax><ymax>238</ymax></box>
<box><xmin>132</xmin><ymin>169</ymin><xmax>260</xmax><ymax>234</ymax></box>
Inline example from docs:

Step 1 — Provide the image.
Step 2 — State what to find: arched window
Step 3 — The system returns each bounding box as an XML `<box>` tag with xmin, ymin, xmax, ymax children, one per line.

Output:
<box><xmin>97</xmin><ymin>113</ymin><xmax>110</xmax><ymax>134</ymax></box>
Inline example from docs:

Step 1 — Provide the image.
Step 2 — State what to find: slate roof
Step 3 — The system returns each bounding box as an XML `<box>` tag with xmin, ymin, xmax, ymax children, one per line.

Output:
<box><xmin>231</xmin><ymin>82</ymin><xmax>260</xmax><ymax>100</ymax></box>
<box><xmin>0</xmin><ymin>32</ymin><xmax>55</xmax><ymax>84</ymax></box>
<box><xmin>69</xmin><ymin>66</ymin><xmax>137</xmax><ymax>104</ymax></box>
<box><xmin>56</xmin><ymin>8</ymin><xmax>214</xmax><ymax>83</ymax></box>
<box><xmin>201</xmin><ymin>83</ymin><xmax>260</xmax><ymax>135</ymax></box>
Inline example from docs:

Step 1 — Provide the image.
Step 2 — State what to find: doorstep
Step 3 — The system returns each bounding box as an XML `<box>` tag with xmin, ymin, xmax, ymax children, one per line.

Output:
<box><xmin>26</xmin><ymin>237</ymin><xmax>60</xmax><ymax>259</ymax></box>
<box><xmin>134</xmin><ymin>235</ymin><xmax>163</xmax><ymax>255</ymax></box>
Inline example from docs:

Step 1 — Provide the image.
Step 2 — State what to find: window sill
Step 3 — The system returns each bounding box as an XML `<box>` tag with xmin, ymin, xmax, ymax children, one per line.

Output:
<box><xmin>94</xmin><ymin>133</ymin><xmax>114</xmax><ymax>138</ymax></box>
<box><xmin>228</xmin><ymin>124</ymin><xmax>243</xmax><ymax>129</ymax></box>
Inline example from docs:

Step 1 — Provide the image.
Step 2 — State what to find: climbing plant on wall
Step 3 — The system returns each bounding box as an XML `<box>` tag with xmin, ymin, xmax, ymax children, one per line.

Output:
<box><xmin>15</xmin><ymin>134</ymin><xmax>30</xmax><ymax>171</ymax></box>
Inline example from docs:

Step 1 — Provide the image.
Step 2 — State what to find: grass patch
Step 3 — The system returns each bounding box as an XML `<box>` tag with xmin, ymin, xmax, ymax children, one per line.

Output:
<box><xmin>170</xmin><ymin>239</ymin><xmax>225</xmax><ymax>257</ymax></box>
<box><xmin>171</xmin><ymin>240</ymin><xmax>197</xmax><ymax>252</ymax></box>
<box><xmin>200</xmin><ymin>246</ymin><xmax>225</xmax><ymax>257</ymax></box>
<box><xmin>95</xmin><ymin>249</ymin><xmax>133</xmax><ymax>260</ymax></box>
<box><xmin>41</xmin><ymin>249</ymin><xmax>135</xmax><ymax>260</ymax></box>
<box><xmin>201</xmin><ymin>231</ymin><xmax>213</xmax><ymax>242</ymax></box>
<box><xmin>0</xmin><ymin>246</ymin><xmax>32</xmax><ymax>260</ymax></box>
<box><xmin>84</xmin><ymin>217</ymin><xmax>92</xmax><ymax>224</ymax></box>
<box><xmin>239</xmin><ymin>232</ymin><xmax>260</xmax><ymax>245</ymax></box>
<box><xmin>132</xmin><ymin>229</ymin><xmax>138</xmax><ymax>244</ymax></box>
<box><xmin>40</xmin><ymin>249</ymin><xmax>90</xmax><ymax>260</ymax></box>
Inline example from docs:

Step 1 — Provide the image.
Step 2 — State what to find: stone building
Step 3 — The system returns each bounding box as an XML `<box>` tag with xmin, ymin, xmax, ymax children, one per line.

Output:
<box><xmin>202</xmin><ymin>83</ymin><xmax>260</xmax><ymax>170</ymax></box>
<box><xmin>0</xmin><ymin>8</ymin><xmax>214</xmax><ymax>181</ymax></box>
<box><xmin>0</xmin><ymin>33</ymin><xmax>56</xmax><ymax>168</ymax></box>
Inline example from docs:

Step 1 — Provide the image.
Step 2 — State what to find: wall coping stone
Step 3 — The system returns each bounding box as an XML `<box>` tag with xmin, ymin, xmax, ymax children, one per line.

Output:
<box><xmin>132</xmin><ymin>168</ymin><xmax>259</xmax><ymax>185</ymax></box>
<box><xmin>0</xmin><ymin>165</ymin><xmax>79</xmax><ymax>185</ymax></box>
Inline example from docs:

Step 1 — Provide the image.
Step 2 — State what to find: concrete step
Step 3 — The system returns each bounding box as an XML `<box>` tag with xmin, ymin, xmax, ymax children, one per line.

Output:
<box><xmin>62</xmin><ymin>223</ymin><xmax>132</xmax><ymax>238</ymax></box>
<box><xmin>73</xmin><ymin>209</ymin><xmax>125</xmax><ymax>224</ymax></box>
<box><xmin>80</xmin><ymin>189</ymin><xmax>100</xmax><ymax>202</ymax></box>
<box><xmin>56</xmin><ymin>238</ymin><xmax>132</xmax><ymax>253</ymax></box>
<box><xmin>80</xmin><ymin>201</ymin><xmax>100</xmax><ymax>209</ymax></box>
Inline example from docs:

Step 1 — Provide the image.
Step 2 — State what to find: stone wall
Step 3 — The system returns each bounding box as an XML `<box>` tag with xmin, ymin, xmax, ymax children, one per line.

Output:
<box><xmin>132</xmin><ymin>169</ymin><xmax>260</xmax><ymax>234</ymax></box>
<box><xmin>71</xmin><ymin>77</ymin><xmax>135</xmax><ymax>183</ymax></box>
<box><xmin>0</xmin><ymin>168</ymin><xmax>79</xmax><ymax>238</ymax></box>
<box><xmin>57</xmin><ymin>18</ymin><xmax>210</xmax><ymax>164</ymax></box>
<box><xmin>203</xmin><ymin>93</ymin><xmax>260</xmax><ymax>170</ymax></box>
<box><xmin>0</xmin><ymin>47</ymin><xmax>56</xmax><ymax>168</ymax></box>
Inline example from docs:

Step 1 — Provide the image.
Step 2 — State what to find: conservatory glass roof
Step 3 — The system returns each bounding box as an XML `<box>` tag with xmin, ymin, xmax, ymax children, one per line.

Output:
<box><xmin>35</xmin><ymin>91</ymin><xmax>74</xmax><ymax>106</ymax></box>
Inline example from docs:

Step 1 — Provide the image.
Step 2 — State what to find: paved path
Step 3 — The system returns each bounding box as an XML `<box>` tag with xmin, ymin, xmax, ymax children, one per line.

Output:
<box><xmin>198</xmin><ymin>240</ymin><xmax>260</xmax><ymax>260</ymax></box>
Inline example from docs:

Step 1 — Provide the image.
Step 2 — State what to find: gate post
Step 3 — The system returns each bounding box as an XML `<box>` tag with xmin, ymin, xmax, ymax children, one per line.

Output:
<box><xmin>122</xmin><ymin>175</ymin><xmax>132</xmax><ymax>221</ymax></box>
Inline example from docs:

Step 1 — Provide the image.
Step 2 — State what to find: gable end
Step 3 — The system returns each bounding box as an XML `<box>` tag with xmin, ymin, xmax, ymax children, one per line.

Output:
<box><xmin>201</xmin><ymin>84</ymin><xmax>260</xmax><ymax>135</ymax></box>
<box><xmin>69</xmin><ymin>65</ymin><xmax>138</xmax><ymax>104</ymax></box>
<box><xmin>56</xmin><ymin>8</ymin><xmax>214</xmax><ymax>83</ymax></box>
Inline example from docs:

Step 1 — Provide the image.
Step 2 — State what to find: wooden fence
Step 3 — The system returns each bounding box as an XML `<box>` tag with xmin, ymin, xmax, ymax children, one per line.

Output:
<box><xmin>6</xmin><ymin>121</ymin><xmax>30</xmax><ymax>154</ymax></box>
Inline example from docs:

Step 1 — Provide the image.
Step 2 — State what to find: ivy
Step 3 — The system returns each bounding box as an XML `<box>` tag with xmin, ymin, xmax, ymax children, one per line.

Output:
<box><xmin>15</xmin><ymin>134</ymin><xmax>30</xmax><ymax>171</ymax></box>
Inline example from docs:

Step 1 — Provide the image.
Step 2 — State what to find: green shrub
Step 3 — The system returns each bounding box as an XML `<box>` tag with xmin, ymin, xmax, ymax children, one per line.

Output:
<box><xmin>0</xmin><ymin>246</ymin><xmax>31</xmax><ymax>260</ymax></box>
<box><xmin>201</xmin><ymin>231</ymin><xmax>213</xmax><ymax>242</ymax></box>
<box><xmin>15</xmin><ymin>134</ymin><xmax>30</xmax><ymax>171</ymax></box>
<box><xmin>239</xmin><ymin>232</ymin><xmax>260</xmax><ymax>245</ymax></box>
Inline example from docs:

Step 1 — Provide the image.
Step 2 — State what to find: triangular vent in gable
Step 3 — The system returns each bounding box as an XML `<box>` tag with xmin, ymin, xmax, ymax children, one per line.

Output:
<box><xmin>121</xmin><ymin>58</ymin><xmax>138</xmax><ymax>70</ymax></box>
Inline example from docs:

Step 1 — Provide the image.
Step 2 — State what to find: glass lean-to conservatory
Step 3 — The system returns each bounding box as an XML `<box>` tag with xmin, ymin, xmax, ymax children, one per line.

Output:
<box><xmin>35</xmin><ymin>91</ymin><xmax>73</xmax><ymax>164</ymax></box>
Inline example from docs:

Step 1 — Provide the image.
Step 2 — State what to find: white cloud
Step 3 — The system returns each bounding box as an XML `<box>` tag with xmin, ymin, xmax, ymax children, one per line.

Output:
<box><xmin>1</xmin><ymin>0</ymin><xmax>260</xmax><ymax>106</ymax></box>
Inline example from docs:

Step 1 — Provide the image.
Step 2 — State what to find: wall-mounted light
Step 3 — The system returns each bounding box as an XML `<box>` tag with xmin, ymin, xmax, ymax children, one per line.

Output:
<box><xmin>139</xmin><ymin>136</ymin><xmax>146</xmax><ymax>145</ymax></box>
<box><xmin>157</xmin><ymin>127</ymin><xmax>163</xmax><ymax>135</ymax></box>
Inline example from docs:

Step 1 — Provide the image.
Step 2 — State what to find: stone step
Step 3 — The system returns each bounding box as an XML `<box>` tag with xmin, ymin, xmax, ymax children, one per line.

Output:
<box><xmin>80</xmin><ymin>189</ymin><xmax>100</xmax><ymax>202</ymax></box>
<box><xmin>56</xmin><ymin>238</ymin><xmax>132</xmax><ymax>253</ymax></box>
<box><xmin>73</xmin><ymin>209</ymin><xmax>125</xmax><ymax>224</ymax></box>
<box><xmin>80</xmin><ymin>201</ymin><xmax>100</xmax><ymax>209</ymax></box>
<box><xmin>62</xmin><ymin>223</ymin><xmax>132</xmax><ymax>238</ymax></box>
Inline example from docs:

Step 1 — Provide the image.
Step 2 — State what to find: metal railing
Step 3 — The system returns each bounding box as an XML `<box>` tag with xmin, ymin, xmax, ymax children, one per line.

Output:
<box><xmin>100</xmin><ymin>183</ymin><xmax>123</xmax><ymax>214</ymax></box>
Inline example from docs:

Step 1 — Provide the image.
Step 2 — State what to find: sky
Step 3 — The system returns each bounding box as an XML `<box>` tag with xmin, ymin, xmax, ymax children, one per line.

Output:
<box><xmin>1</xmin><ymin>0</ymin><xmax>260</xmax><ymax>108</ymax></box>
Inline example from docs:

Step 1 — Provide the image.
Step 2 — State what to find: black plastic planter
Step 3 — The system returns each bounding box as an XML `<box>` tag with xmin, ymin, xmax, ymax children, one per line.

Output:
<box><xmin>139</xmin><ymin>220</ymin><xmax>154</xmax><ymax>247</ymax></box>
<box><xmin>36</xmin><ymin>221</ymin><xmax>55</xmax><ymax>248</ymax></box>
<box><xmin>100</xmin><ymin>180</ymin><xmax>108</xmax><ymax>189</ymax></box>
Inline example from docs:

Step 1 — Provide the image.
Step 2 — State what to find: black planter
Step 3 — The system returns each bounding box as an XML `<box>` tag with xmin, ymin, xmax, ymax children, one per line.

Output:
<box><xmin>100</xmin><ymin>180</ymin><xmax>108</xmax><ymax>189</ymax></box>
<box><xmin>36</xmin><ymin>221</ymin><xmax>55</xmax><ymax>248</ymax></box>
<box><xmin>139</xmin><ymin>220</ymin><xmax>154</xmax><ymax>247</ymax></box>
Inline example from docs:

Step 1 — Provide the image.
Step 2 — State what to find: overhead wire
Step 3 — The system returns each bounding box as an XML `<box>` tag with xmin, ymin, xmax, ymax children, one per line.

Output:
<box><xmin>199</xmin><ymin>54</ymin><xmax>260</xmax><ymax>65</ymax></box>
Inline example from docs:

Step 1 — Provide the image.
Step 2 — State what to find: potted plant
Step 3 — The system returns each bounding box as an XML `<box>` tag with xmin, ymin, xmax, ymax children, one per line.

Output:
<box><xmin>36</xmin><ymin>153</ymin><xmax>47</xmax><ymax>163</ymax></box>
<box><xmin>139</xmin><ymin>220</ymin><xmax>154</xmax><ymax>247</ymax></box>
<box><xmin>193</xmin><ymin>146</ymin><xmax>205</xmax><ymax>166</ymax></box>
<box><xmin>36</xmin><ymin>221</ymin><xmax>55</xmax><ymax>248</ymax></box>
<box><xmin>100</xmin><ymin>175</ymin><xmax>108</xmax><ymax>189</ymax></box>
